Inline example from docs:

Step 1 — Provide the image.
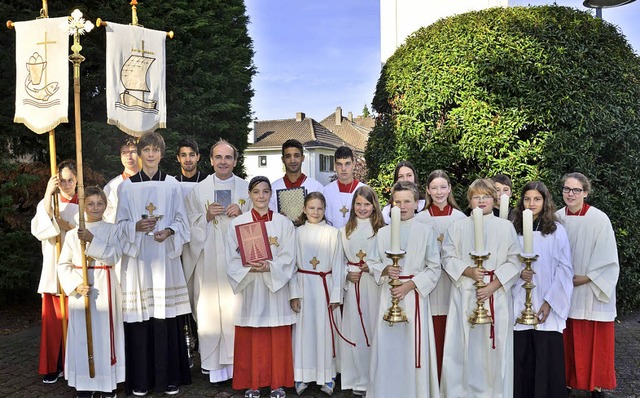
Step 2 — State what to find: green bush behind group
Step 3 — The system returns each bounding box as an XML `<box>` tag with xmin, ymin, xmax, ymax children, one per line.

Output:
<box><xmin>1</xmin><ymin>4</ymin><xmax>639</xmax><ymax>314</ymax></box>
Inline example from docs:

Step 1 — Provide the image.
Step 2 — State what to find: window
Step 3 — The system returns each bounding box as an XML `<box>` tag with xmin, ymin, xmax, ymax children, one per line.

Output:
<box><xmin>319</xmin><ymin>154</ymin><xmax>334</xmax><ymax>172</ymax></box>
<box><xmin>258</xmin><ymin>155</ymin><xmax>267</xmax><ymax>168</ymax></box>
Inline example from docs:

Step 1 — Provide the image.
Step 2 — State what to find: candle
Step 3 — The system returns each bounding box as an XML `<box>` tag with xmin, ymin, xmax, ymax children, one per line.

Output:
<box><xmin>499</xmin><ymin>193</ymin><xmax>509</xmax><ymax>219</ymax></box>
<box><xmin>390</xmin><ymin>206</ymin><xmax>401</xmax><ymax>252</ymax></box>
<box><xmin>523</xmin><ymin>209</ymin><xmax>533</xmax><ymax>254</ymax></box>
<box><xmin>472</xmin><ymin>207</ymin><xmax>485</xmax><ymax>253</ymax></box>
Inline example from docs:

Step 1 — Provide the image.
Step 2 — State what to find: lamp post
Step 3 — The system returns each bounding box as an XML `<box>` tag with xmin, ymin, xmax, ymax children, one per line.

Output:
<box><xmin>583</xmin><ymin>0</ymin><xmax>636</xmax><ymax>18</ymax></box>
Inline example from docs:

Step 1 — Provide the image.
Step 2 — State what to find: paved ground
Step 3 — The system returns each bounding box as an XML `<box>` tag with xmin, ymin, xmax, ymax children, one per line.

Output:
<box><xmin>1</xmin><ymin>310</ymin><xmax>638</xmax><ymax>397</ymax></box>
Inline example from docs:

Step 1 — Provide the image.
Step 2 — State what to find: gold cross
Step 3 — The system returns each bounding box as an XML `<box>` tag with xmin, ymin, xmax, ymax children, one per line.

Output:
<box><xmin>269</xmin><ymin>236</ymin><xmax>279</xmax><ymax>247</ymax></box>
<box><xmin>310</xmin><ymin>256</ymin><xmax>320</xmax><ymax>270</ymax></box>
<box><xmin>145</xmin><ymin>202</ymin><xmax>156</xmax><ymax>216</ymax></box>
<box><xmin>132</xmin><ymin>40</ymin><xmax>155</xmax><ymax>57</ymax></box>
<box><xmin>356</xmin><ymin>250</ymin><xmax>366</xmax><ymax>263</ymax></box>
<box><xmin>37</xmin><ymin>31</ymin><xmax>56</xmax><ymax>84</ymax></box>
<box><xmin>340</xmin><ymin>206</ymin><xmax>349</xmax><ymax>217</ymax></box>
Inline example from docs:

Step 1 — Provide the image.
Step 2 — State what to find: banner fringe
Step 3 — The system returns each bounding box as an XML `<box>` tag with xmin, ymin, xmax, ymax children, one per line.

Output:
<box><xmin>107</xmin><ymin>118</ymin><xmax>165</xmax><ymax>138</ymax></box>
<box><xmin>14</xmin><ymin>117</ymin><xmax>69</xmax><ymax>135</ymax></box>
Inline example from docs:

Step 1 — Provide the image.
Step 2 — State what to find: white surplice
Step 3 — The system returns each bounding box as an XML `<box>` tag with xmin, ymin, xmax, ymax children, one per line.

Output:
<box><xmin>290</xmin><ymin>221</ymin><xmax>344</xmax><ymax>385</ymax></box>
<box><xmin>556</xmin><ymin>207</ymin><xmax>619</xmax><ymax>321</ymax></box>
<box><xmin>226</xmin><ymin>211</ymin><xmax>297</xmax><ymax>327</ymax></box>
<box><xmin>367</xmin><ymin>219</ymin><xmax>441</xmax><ymax>398</ymax></box>
<box><xmin>322</xmin><ymin>181</ymin><xmax>366</xmax><ymax>230</ymax></box>
<box><xmin>57</xmin><ymin>221</ymin><xmax>125</xmax><ymax>392</ymax></box>
<box><xmin>116</xmin><ymin>177</ymin><xmax>191</xmax><ymax>321</ymax></box>
<box><xmin>31</xmin><ymin>197</ymin><xmax>78</xmax><ymax>294</ymax></box>
<box><xmin>183</xmin><ymin>174</ymin><xmax>250</xmax><ymax>381</ymax></box>
<box><xmin>440</xmin><ymin>214</ymin><xmax>521</xmax><ymax>398</ymax></box>
<box><xmin>269</xmin><ymin>175</ymin><xmax>324</xmax><ymax>213</ymax></box>
<box><xmin>338</xmin><ymin>218</ymin><xmax>381</xmax><ymax>393</ymax></box>
<box><xmin>103</xmin><ymin>174</ymin><xmax>126</xmax><ymax>223</ymax></box>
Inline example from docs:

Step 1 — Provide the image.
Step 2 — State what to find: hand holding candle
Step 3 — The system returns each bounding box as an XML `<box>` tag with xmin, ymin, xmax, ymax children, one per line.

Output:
<box><xmin>390</xmin><ymin>206</ymin><xmax>401</xmax><ymax>253</ymax></box>
<box><xmin>523</xmin><ymin>209</ymin><xmax>533</xmax><ymax>254</ymax></box>
<box><xmin>499</xmin><ymin>193</ymin><xmax>509</xmax><ymax>219</ymax></box>
<box><xmin>472</xmin><ymin>207</ymin><xmax>485</xmax><ymax>253</ymax></box>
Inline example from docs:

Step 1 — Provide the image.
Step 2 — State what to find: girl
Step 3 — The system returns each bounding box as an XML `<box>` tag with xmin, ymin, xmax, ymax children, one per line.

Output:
<box><xmin>57</xmin><ymin>186</ymin><xmax>124</xmax><ymax>398</ymax></box>
<box><xmin>511</xmin><ymin>181</ymin><xmax>573</xmax><ymax>398</ymax></box>
<box><xmin>339</xmin><ymin>186</ymin><xmax>385</xmax><ymax>396</ymax></box>
<box><xmin>556</xmin><ymin>173</ymin><xmax>619</xmax><ymax>397</ymax></box>
<box><xmin>290</xmin><ymin>192</ymin><xmax>344</xmax><ymax>396</ymax></box>
<box><xmin>381</xmin><ymin>161</ymin><xmax>426</xmax><ymax>224</ymax></box>
<box><xmin>414</xmin><ymin>170</ymin><xmax>465</xmax><ymax>380</ymax></box>
<box><xmin>367</xmin><ymin>181</ymin><xmax>441</xmax><ymax>398</ymax></box>
<box><xmin>226</xmin><ymin>176</ymin><xmax>296</xmax><ymax>398</ymax></box>
<box><xmin>440</xmin><ymin>179</ymin><xmax>521</xmax><ymax>397</ymax></box>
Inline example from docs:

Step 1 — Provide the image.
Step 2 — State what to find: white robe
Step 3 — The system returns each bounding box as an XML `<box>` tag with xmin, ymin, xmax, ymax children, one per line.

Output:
<box><xmin>290</xmin><ymin>221</ymin><xmax>343</xmax><ymax>384</ymax></box>
<box><xmin>367</xmin><ymin>219</ymin><xmax>441</xmax><ymax>398</ymax></box>
<box><xmin>322</xmin><ymin>181</ymin><xmax>366</xmax><ymax>230</ymax></box>
<box><xmin>338</xmin><ymin>218</ymin><xmax>381</xmax><ymax>392</ymax></box>
<box><xmin>57</xmin><ymin>221</ymin><xmax>125</xmax><ymax>392</ymax></box>
<box><xmin>103</xmin><ymin>174</ymin><xmax>125</xmax><ymax>223</ymax></box>
<box><xmin>268</xmin><ymin>175</ymin><xmax>324</xmax><ymax>213</ymax></box>
<box><xmin>512</xmin><ymin>223</ymin><xmax>574</xmax><ymax>333</ymax></box>
<box><xmin>31</xmin><ymin>196</ymin><xmax>78</xmax><ymax>294</ymax></box>
<box><xmin>414</xmin><ymin>208</ymin><xmax>466</xmax><ymax>316</ymax></box>
<box><xmin>556</xmin><ymin>206</ymin><xmax>619</xmax><ymax>321</ymax></box>
<box><xmin>381</xmin><ymin>200</ymin><xmax>426</xmax><ymax>224</ymax></box>
<box><xmin>440</xmin><ymin>214</ymin><xmax>521</xmax><ymax>398</ymax></box>
<box><xmin>226</xmin><ymin>211</ymin><xmax>297</xmax><ymax>327</ymax></box>
<box><xmin>116</xmin><ymin>177</ymin><xmax>191</xmax><ymax>321</ymax></box>
<box><xmin>183</xmin><ymin>174</ymin><xmax>250</xmax><ymax>380</ymax></box>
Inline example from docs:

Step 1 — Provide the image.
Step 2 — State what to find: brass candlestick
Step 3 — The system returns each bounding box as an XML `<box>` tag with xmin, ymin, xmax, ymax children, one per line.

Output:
<box><xmin>516</xmin><ymin>253</ymin><xmax>540</xmax><ymax>326</ymax></box>
<box><xmin>468</xmin><ymin>252</ymin><xmax>492</xmax><ymax>326</ymax></box>
<box><xmin>383</xmin><ymin>250</ymin><xmax>408</xmax><ymax>325</ymax></box>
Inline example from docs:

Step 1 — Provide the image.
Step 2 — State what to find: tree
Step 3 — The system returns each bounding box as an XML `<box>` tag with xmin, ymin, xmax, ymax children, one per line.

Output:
<box><xmin>362</xmin><ymin>104</ymin><xmax>370</xmax><ymax>117</ymax></box>
<box><xmin>365</xmin><ymin>5</ymin><xmax>640</xmax><ymax>313</ymax></box>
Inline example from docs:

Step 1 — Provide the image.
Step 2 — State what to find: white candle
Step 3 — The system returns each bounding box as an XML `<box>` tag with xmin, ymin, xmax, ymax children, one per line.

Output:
<box><xmin>523</xmin><ymin>209</ymin><xmax>533</xmax><ymax>254</ymax></box>
<box><xmin>390</xmin><ymin>206</ymin><xmax>401</xmax><ymax>253</ymax></box>
<box><xmin>499</xmin><ymin>194</ymin><xmax>509</xmax><ymax>219</ymax></box>
<box><xmin>472</xmin><ymin>207</ymin><xmax>485</xmax><ymax>253</ymax></box>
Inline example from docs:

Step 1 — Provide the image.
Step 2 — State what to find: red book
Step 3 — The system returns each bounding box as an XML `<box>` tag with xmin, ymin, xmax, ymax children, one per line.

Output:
<box><xmin>235</xmin><ymin>220</ymin><xmax>273</xmax><ymax>265</ymax></box>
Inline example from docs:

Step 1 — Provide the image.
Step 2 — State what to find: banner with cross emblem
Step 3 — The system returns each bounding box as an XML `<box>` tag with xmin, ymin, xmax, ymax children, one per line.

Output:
<box><xmin>13</xmin><ymin>17</ymin><xmax>69</xmax><ymax>134</ymax></box>
<box><xmin>105</xmin><ymin>22</ymin><xmax>167</xmax><ymax>137</ymax></box>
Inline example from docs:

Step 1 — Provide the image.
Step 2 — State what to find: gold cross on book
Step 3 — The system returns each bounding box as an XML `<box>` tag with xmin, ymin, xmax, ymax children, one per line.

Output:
<box><xmin>310</xmin><ymin>256</ymin><xmax>320</xmax><ymax>270</ymax></box>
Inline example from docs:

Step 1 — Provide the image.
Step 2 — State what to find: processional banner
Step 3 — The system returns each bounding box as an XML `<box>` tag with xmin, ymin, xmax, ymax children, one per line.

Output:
<box><xmin>106</xmin><ymin>22</ymin><xmax>166</xmax><ymax>137</ymax></box>
<box><xmin>14</xmin><ymin>17</ymin><xmax>69</xmax><ymax>134</ymax></box>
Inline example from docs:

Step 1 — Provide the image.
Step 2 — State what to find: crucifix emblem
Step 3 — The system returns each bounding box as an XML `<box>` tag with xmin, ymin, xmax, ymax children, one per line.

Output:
<box><xmin>269</xmin><ymin>236</ymin><xmax>279</xmax><ymax>247</ymax></box>
<box><xmin>340</xmin><ymin>206</ymin><xmax>349</xmax><ymax>217</ymax></box>
<box><xmin>438</xmin><ymin>233</ymin><xmax>444</xmax><ymax>244</ymax></box>
<box><xmin>356</xmin><ymin>250</ymin><xmax>366</xmax><ymax>263</ymax></box>
<box><xmin>310</xmin><ymin>256</ymin><xmax>320</xmax><ymax>270</ymax></box>
<box><xmin>145</xmin><ymin>202</ymin><xmax>156</xmax><ymax>216</ymax></box>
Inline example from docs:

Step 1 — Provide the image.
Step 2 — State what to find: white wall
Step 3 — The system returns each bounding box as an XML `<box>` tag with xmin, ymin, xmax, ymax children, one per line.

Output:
<box><xmin>380</xmin><ymin>0</ymin><xmax>508</xmax><ymax>63</ymax></box>
<box><xmin>244</xmin><ymin>150</ymin><xmax>284</xmax><ymax>183</ymax></box>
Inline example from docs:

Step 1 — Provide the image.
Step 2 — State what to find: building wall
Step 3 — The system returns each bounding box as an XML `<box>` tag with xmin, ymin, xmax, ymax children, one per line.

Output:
<box><xmin>380</xmin><ymin>0</ymin><xmax>508</xmax><ymax>63</ymax></box>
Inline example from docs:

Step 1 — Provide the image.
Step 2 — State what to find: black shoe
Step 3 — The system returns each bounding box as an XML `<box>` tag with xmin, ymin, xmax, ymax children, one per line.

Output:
<box><xmin>76</xmin><ymin>391</ymin><xmax>94</xmax><ymax>398</ymax></box>
<box><xmin>42</xmin><ymin>371</ymin><xmax>63</xmax><ymax>384</ymax></box>
<box><xmin>165</xmin><ymin>385</ymin><xmax>179</xmax><ymax>395</ymax></box>
<box><xmin>101</xmin><ymin>390</ymin><xmax>117</xmax><ymax>398</ymax></box>
<box><xmin>591</xmin><ymin>390</ymin><xmax>604</xmax><ymax>398</ymax></box>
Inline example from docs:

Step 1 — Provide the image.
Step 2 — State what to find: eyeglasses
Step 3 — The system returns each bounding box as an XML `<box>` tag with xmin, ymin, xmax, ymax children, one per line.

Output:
<box><xmin>471</xmin><ymin>195</ymin><xmax>493</xmax><ymax>201</ymax></box>
<box><xmin>562</xmin><ymin>187</ymin><xmax>584</xmax><ymax>195</ymax></box>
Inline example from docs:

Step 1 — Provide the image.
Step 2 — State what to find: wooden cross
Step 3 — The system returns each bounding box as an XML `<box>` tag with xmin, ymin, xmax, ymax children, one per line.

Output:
<box><xmin>310</xmin><ymin>256</ymin><xmax>320</xmax><ymax>270</ymax></box>
<box><xmin>340</xmin><ymin>205</ymin><xmax>349</xmax><ymax>217</ymax></box>
<box><xmin>37</xmin><ymin>31</ymin><xmax>56</xmax><ymax>84</ymax></box>
<box><xmin>269</xmin><ymin>236</ymin><xmax>279</xmax><ymax>247</ymax></box>
<box><xmin>145</xmin><ymin>202</ymin><xmax>156</xmax><ymax>216</ymax></box>
<box><xmin>356</xmin><ymin>250</ymin><xmax>366</xmax><ymax>263</ymax></box>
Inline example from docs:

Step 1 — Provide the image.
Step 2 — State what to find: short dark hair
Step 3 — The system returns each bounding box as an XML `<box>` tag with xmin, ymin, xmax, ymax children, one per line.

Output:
<box><xmin>210</xmin><ymin>139</ymin><xmax>238</xmax><ymax>160</ymax></box>
<box><xmin>334</xmin><ymin>146</ymin><xmax>354</xmax><ymax>161</ymax></box>
<box><xmin>392</xmin><ymin>180</ymin><xmax>420</xmax><ymax>202</ymax></box>
<box><xmin>491</xmin><ymin>174</ymin><xmax>512</xmax><ymax>189</ymax></box>
<box><xmin>177</xmin><ymin>138</ymin><xmax>199</xmax><ymax>154</ymax></box>
<box><xmin>84</xmin><ymin>185</ymin><xmax>107</xmax><ymax>204</ymax></box>
<box><xmin>137</xmin><ymin>132</ymin><xmax>166</xmax><ymax>157</ymax></box>
<box><xmin>248</xmin><ymin>175</ymin><xmax>271</xmax><ymax>191</ymax></box>
<box><xmin>282</xmin><ymin>139</ymin><xmax>303</xmax><ymax>156</ymax></box>
<box><xmin>120</xmin><ymin>137</ymin><xmax>137</xmax><ymax>152</ymax></box>
<box><xmin>58</xmin><ymin>159</ymin><xmax>77</xmax><ymax>176</ymax></box>
<box><xmin>393</xmin><ymin>161</ymin><xmax>420</xmax><ymax>186</ymax></box>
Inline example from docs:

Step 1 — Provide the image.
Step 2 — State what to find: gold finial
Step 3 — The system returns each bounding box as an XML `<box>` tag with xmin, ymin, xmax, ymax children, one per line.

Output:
<box><xmin>131</xmin><ymin>0</ymin><xmax>139</xmax><ymax>26</ymax></box>
<box><xmin>6</xmin><ymin>20</ymin><xmax>14</xmax><ymax>29</ymax></box>
<box><xmin>67</xmin><ymin>9</ymin><xmax>95</xmax><ymax>57</ymax></box>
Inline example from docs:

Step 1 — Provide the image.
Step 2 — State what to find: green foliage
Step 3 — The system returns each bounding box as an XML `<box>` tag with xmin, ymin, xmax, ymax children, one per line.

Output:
<box><xmin>365</xmin><ymin>5</ymin><xmax>640</xmax><ymax>313</ymax></box>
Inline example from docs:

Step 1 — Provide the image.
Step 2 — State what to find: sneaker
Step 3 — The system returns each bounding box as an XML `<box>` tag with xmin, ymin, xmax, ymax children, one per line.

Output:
<box><xmin>244</xmin><ymin>389</ymin><xmax>261</xmax><ymax>398</ymax></box>
<box><xmin>165</xmin><ymin>385</ymin><xmax>179</xmax><ymax>395</ymax></box>
<box><xmin>42</xmin><ymin>371</ymin><xmax>63</xmax><ymax>384</ymax></box>
<box><xmin>101</xmin><ymin>391</ymin><xmax>117</xmax><ymax>398</ymax></box>
<box><xmin>321</xmin><ymin>381</ymin><xmax>334</xmax><ymax>396</ymax></box>
<box><xmin>353</xmin><ymin>390</ymin><xmax>366</xmax><ymax>396</ymax></box>
<box><xmin>132</xmin><ymin>389</ymin><xmax>148</xmax><ymax>397</ymax></box>
<box><xmin>270</xmin><ymin>387</ymin><xmax>286</xmax><ymax>398</ymax></box>
<box><xmin>295</xmin><ymin>381</ymin><xmax>308</xmax><ymax>395</ymax></box>
<box><xmin>201</xmin><ymin>368</ymin><xmax>210</xmax><ymax>375</ymax></box>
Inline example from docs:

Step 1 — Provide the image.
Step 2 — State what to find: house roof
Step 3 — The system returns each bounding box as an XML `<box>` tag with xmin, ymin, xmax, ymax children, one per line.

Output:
<box><xmin>318</xmin><ymin>113</ymin><xmax>374</xmax><ymax>153</ymax></box>
<box><xmin>248</xmin><ymin>116</ymin><xmax>347</xmax><ymax>151</ymax></box>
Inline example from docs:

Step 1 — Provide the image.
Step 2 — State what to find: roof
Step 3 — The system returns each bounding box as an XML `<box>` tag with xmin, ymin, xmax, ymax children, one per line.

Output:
<box><xmin>248</xmin><ymin>117</ymin><xmax>347</xmax><ymax>151</ymax></box>
<box><xmin>318</xmin><ymin>114</ymin><xmax>374</xmax><ymax>153</ymax></box>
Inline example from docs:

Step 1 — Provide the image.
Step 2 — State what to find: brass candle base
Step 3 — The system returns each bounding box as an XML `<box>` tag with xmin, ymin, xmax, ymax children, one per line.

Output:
<box><xmin>516</xmin><ymin>254</ymin><xmax>540</xmax><ymax>326</ymax></box>
<box><xmin>468</xmin><ymin>252</ymin><xmax>492</xmax><ymax>326</ymax></box>
<box><xmin>383</xmin><ymin>250</ymin><xmax>408</xmax><ymax>325</ymax></box>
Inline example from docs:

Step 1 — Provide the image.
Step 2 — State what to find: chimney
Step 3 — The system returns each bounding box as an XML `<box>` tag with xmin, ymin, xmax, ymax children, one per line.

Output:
<box><xmin>296</xmin><ymin>112</ymin><xmax>305</xmax><ymax>122</ymax></box>
<box><xmin>348</xmin><ymin>112</ymin><xmax>353</xmax><ymax>122</ymax></box>
<box><xmin>335</xmin><ymin>106</ymin><xmax>342</xmax><ymax>125</ymax></box>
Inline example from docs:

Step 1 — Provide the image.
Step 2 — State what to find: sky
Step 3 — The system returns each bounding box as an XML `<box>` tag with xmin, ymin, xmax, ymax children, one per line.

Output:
<box><xmin>244</xmin><ymin>0</ymin><xmax>640</xmax><ymax>122</ymax></box>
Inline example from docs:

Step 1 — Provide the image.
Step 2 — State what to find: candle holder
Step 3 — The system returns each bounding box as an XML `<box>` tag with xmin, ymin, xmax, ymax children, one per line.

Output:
<box><xmin>468</xmin><ymin>252</ymin><xmax>492</xmax><ymax>326</ymax></box>
<box><xmin>383</xmin><ymin>250</ymin><xmax>408</xmax><ymax>325</ymax></box>
<box><xmin>515</xmin><ymin>253</ymin><xmax>540</xmax><ymax>326</ymax></box>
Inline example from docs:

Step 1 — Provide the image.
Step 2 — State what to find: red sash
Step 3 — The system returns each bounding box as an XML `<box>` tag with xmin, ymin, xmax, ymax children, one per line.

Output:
<box><xmin>398</xmin><ymin>274</ymin><xmax>421</xmax><ymax>368</ymax></box>
<box><xmin>347</xmin><ymin>260</ymin><xmax>370</xmax><ymax>347</ymax></box>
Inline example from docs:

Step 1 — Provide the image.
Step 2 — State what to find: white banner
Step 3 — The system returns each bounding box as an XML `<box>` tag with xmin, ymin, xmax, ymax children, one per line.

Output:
<box><xmin>106</xmin><ymin>22</ymin><xmax>167</xmax><ymax>137</ymax></box>
<box><xmin>14</xmin><ymin>17</ymin><xmax>69</xmax><ymax>134</ymax></box>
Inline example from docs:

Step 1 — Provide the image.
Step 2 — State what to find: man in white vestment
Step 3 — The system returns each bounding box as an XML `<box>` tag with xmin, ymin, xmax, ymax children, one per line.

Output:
<box><xmin>103</xmin><ymin>137</ymin><xmax>139</xmax><ymax>223</ymax></box>
<box><xmin>323</xmin><ymin>146</ymin><xmax>366</xmax><ymax>229</ymax></box>
<box><xmin>183</xmin><ymin>139</ymin><xmax>251</xmax><ymax>383</ymax></box>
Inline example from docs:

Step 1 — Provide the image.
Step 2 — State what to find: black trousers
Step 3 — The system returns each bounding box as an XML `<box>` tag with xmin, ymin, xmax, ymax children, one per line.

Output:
<box><xmin>514</xmin><ymin>329</ymin><xmax>567</xmax><ymax>398</ymax></box>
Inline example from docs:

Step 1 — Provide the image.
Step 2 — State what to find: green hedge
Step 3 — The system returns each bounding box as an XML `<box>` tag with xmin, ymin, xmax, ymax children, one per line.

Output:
<box><xmin>365</xmin><ymin>5</ymin><xmax>640</xmax><ymax>314</ymax></box>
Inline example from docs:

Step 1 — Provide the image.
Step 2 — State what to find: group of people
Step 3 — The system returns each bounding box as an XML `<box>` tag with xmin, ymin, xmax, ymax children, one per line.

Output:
<box><xmin>31</xmin><ymin>133</ymin><xmax>619</xmax><ymax>398</ymax></box>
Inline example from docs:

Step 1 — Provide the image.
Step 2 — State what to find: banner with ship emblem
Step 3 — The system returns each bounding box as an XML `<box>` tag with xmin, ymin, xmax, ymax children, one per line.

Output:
<box><xmin>14</xmin><ymin>17</ymin><xmax>69</xmax><ymax>134</ymax></box>
<box><xmin>106</xmin><ymin>22</ymin><xmax>166</xmax><ymax>137</ymax></box>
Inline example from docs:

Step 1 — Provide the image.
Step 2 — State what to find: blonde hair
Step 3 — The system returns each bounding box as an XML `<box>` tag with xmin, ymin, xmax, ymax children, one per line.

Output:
<box><xmin>466</xmin><ymin>179</ymin><xmax>498</xmax><ymax>207</ymax></box>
